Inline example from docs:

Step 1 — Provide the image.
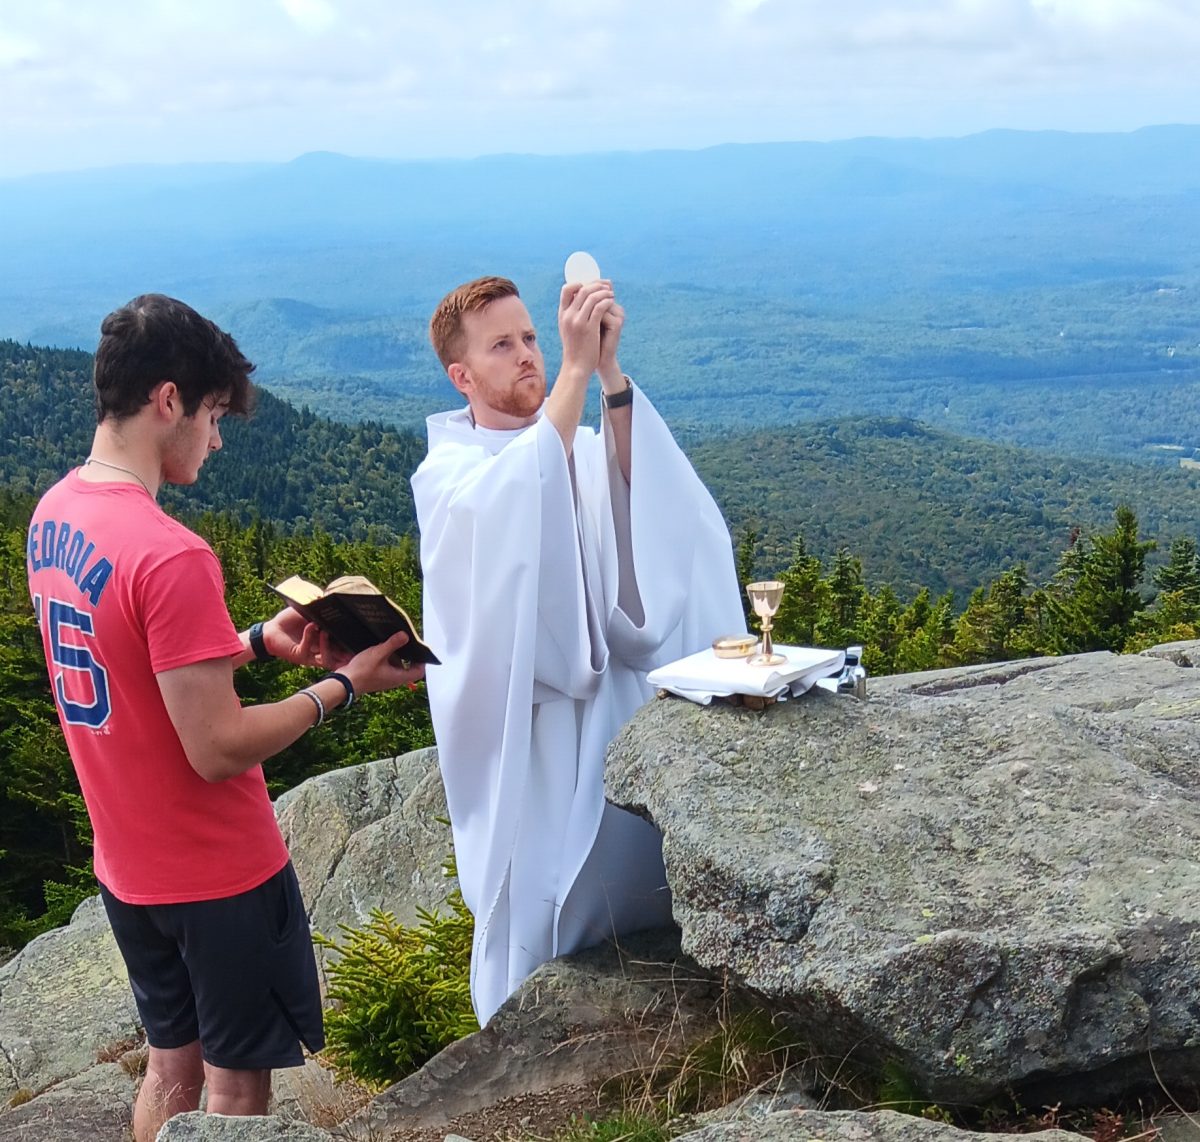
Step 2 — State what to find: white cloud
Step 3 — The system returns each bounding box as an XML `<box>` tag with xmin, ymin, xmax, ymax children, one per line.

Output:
<box><xmin>0</xmin><ymin>27</ymin><xmax>38</xmax><ymax>68</ymax></box>
<box><xmin>726</xmin><ymin>0</ymin><xmax>772</xmax><ymax>18</ymax></box>
<box><xmin>278</xmin><ymin>0</ymin><xmax>339</xmax><ymax>35</ymax></box>
<box><xmin>0</xmin><ymin>0</ymin><xmax>1197</xmax><ymax>177</ymax></box>
<box><xmin>1029</xmin><ymin>0</ymin><xmax>1168</xmax><ymax>27</ymax></box>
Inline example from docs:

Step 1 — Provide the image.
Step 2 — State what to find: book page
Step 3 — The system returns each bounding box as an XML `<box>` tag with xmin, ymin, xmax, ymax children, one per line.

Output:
<box><xmin>325</xmin><ymin>575</ymin><xmax>379</xmax><ymax>596</ymax></box>
<box><xmin>274</xmin><ymin>575</ymin><xmax>324</xmax><ymax>605</ymax></box>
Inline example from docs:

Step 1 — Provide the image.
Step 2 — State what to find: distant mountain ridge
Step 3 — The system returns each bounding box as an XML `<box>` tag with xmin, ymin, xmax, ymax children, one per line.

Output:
<box><xmin>7</xmin><ymin>123</ymin><xmax>1198</xmax><ymax>201</ymax></box>
<box><xmin>2</xmin><ymin>126</ymin><xmax>1198</xmax><ymax>460</ymax></box>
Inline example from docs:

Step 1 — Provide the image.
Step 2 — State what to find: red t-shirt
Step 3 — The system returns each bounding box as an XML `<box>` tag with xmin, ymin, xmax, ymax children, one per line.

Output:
<box><xmin>26</xmin><ymin>471</ymin><xmax>289</xmax><ymax>904</ymax></box>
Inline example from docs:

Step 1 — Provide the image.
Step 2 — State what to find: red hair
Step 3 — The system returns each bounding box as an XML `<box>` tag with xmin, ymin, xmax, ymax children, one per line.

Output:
<box><xmin>428</xmin><ymin>276</ymin><xmax>520</xmax><ymax>369</ymax></box>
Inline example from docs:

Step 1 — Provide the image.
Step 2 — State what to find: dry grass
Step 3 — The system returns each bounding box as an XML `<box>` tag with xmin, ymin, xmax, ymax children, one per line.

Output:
<box><xmin>521</xmin><ymin>971</ymin><xmax>829</xmax><ymax>1142</ymax></box>
<box><xmin>95</xmin><ymin>1031</ymin><xmax>145</xmax><ymax>1065</ymax></box>
<box><xmin>300</xmin><ymin>1073</ymin><xmax>376</xmax><ymax>1130</ymax></box>
<box><xmin>269</xmin><ymin>1054</ymin><xmax>377</xmax><ymax>1132</ymax></box>
<box><xmin>120</xmin><ymin>1048</ymin><xmax>149</xmax><ymax>1079</ymax></box>
<box><xmin>94</xmin><ymin>1031</ymin><xmax>148</xmax><ymax>1083</ymax></box>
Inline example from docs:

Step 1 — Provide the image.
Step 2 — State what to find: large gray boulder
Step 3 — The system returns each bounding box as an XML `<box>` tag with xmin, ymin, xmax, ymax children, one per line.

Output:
<box><xmin>12</xmin><ymin>645</ymin><xmax>1200</xmax><ymax>1136</ymax></box>
<box><xmin>0</xmin><ymin>1062</ymin><xmax>135</xmax><ymax>1141</ymax></box>
<box><xmin>276</xmin><ymin>747</ymin><xmax>455</xmax><ymax>942</ymax></box>
<box><xmin>605</xmin><ymin>650</ymin><xmax>1200</xmax><ymax>1105</ymax></box>
<box><xmin>674</xmin><ymin>1110</ymin><xmax>1085</xmax><ymax>1142</ymax></box>
<box><xmin>0</xmin><ymin>894</ymin><xmax>140</xmax><ymax>1102</ymax></box>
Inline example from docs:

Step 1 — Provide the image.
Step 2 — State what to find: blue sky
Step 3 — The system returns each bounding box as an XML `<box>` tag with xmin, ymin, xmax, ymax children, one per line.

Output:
<box><xmin>2</xmin><ymin>0</ymin><xmax>1197</xmax><ymax>178</ymax></box>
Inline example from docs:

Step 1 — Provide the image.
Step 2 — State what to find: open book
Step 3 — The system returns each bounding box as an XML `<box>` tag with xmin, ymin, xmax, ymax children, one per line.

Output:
<box><xmin>272</xmin><ymin>574</ymin><xmax>441</xmax><ymax>665</ymax></box>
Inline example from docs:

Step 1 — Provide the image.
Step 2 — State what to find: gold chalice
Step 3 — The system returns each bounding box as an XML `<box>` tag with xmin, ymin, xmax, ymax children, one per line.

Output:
<box><xmin>746</xmin><ymin>580</ymin><xmax>787</xmax><ymax>666</ymax></box>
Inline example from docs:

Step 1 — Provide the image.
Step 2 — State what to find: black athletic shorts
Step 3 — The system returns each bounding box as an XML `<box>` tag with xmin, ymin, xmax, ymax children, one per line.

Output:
<box><xmin>98</xmin><ymin>861</ymin><xmax>325</xmax><ymax>1070</ymax></box>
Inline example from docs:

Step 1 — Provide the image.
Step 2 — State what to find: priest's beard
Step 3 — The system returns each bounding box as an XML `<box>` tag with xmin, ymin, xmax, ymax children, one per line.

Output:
<box><xmin>478</xmin><ymin>376</ymin><xmax>545</xmax><ymax>421</ymax></box>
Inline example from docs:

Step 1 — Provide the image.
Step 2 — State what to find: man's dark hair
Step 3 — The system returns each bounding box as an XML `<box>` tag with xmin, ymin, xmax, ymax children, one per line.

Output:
<box><xmin>93</xmin><ymin>294</ymin><xmax>256</xmax><ymax>423</ymax></box>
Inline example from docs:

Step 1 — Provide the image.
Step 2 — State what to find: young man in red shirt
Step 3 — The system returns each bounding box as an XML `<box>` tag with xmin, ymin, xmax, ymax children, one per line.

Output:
<box><xmin>27</xmin><ymin>293</ymin><xmax>424</xmax><ymax>1141</ymax></box>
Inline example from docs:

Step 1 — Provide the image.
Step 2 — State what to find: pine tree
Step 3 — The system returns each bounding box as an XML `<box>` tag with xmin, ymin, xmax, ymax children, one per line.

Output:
<box><xmin>861</xmin><ymin>584</ymin><xmax>903</xmax><ymax>675</ymax></box>
<box><xmin>1037</xmin><ymin>508</ymin><xmax>1154</xmax><ymax>653</ymax></box>
<box><xmin>1075</xmin><ymin>505</ymin><xmax>1154</xmax><ymax>651</ymax></box>
<box><xmin>988</xmin><ymin>565</ymin><xmax>1034</xmax><ymax>656</ymax></box>
<box><xmin>1154</xmin><ymin>537</ymin><xmax>1200</xmax><ymax>617</ymax></box>
<box><xmin>1122</xmin><ymin>535</ymin><xmax>1200</xmax><ymax>651</ymax></box>
<box><xmin>734</xmin><ymin>526</ymin><xmax>759</xmax><ymax>627</ymax></box>
<box><xmin>892</xmin><ymin>589</ymin><xmax>954</xmax><ymax>673</ymax></box>
<box><xmin>772</xmin><ymin>534</ymin><xmax>827</xmax><ymax>646</ymax></box>
<box><xmin>947</xmin><ymin>586</ymin><xmax>991</xmax><ymax>665</ymax></box>
<box><xmin>948</xmin><ymin>565</ymin><xmax>1035</xmax><ymax>665</ymax></box>
<box><xmin>820</xmin><ymin>547</ymin><xmax>867</xmax><ymax>647</ymax></box>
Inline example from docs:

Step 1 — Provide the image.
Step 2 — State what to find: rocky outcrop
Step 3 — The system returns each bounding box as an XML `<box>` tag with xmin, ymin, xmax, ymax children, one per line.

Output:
<box><xmin>7</xmin><ymin>644</ymin><xmax>1200</xmax><ymax>1140</ymax></box>
<box><xmin>340</xmin><ymin>929</ymin><xmax>731</xmax><ymax>1142</ymax></box>
<box><xmin>0</xmin><ymin>1061</ymin><xmax>136</xmax><ymax>1140</ymax></box>
<box><xmin>606</xmin><ymin>647</ymin><xmax>1200</xmax><ymax>1105</ymax></box>
<box><xmin>674</xmin><ymin>1111</ymin><xmax>1085</xmax><ymax>1142</ymax></box>
<box><xmin>276</xmin><ymin>747</ymin><xmax>454</xmax><ymax>942</ymax></box>
<box><xmin>158</xmin><ymin>1114</ymin><xmax>334</xmax><ymax>1140</ymax></box>
<box><xmin>0</xmin><ymin>893</ymin><xmax>140</xmax><ymax>1102</ymax></box>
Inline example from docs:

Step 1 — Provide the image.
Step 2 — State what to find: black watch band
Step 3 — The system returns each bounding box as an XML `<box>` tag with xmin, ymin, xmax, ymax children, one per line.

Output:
<box><xmin>249</xmin><ymin>621</ymin><xmax>274</xmax><ymax>662</ymax></box>
<box><xmin>603</xmin><ymin>375</ymin><xmax>634</xmax><ymax>410</ymax></box>
<box><xmin>322</xmin><ymin>672</ymin><xmax>356</xmax><ymax>710</ymax></box>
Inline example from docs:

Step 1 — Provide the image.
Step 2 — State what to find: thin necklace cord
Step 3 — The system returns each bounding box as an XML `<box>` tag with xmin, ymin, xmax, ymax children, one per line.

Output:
<box><xmin>83</xmin><ymin>457</ymin><xmax>153</xmax><ymax>497</ymax></box>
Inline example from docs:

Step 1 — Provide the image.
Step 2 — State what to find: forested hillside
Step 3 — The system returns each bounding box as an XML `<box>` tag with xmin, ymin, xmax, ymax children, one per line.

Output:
<box><xmin>0</xmin><ymin>340</ymin><xmax>422</xmax><ymax>539</ymax></box>
<box><xmin>696</xmin><ymin>417</ymin><xmax>1200</xmax><ymax>597</ymax></box>
<box><xmin>197</xmin><ymin>275</ymin><xmax>1200</xmax><ymax>461</ymax></box>
<box><xmin>7</xmin><ymin>340</ymin><xmax>1200</xmax><ymax>596</ymax></box>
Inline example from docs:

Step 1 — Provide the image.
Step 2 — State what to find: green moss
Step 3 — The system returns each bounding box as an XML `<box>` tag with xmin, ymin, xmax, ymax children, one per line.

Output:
<box><xmin>549</xmin><ymin>1111</ymin><xmax>675</xmax><ymax>1142</ymax></box>
<box><xmin>876</xmin><ymin>1060</ymin><xmax>953</xmax><ymax>1122</ymax></box>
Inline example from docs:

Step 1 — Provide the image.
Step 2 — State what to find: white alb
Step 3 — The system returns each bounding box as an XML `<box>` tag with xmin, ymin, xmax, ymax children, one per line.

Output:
<box><xmin>412</xmin><ymin>386</ymin><xmax>744</xmax><ymax>1023</ymax></box>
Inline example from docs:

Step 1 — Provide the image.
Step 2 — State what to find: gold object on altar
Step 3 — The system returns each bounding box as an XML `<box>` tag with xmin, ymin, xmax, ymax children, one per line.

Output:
<box><xmin>712</xmin><ymin>633</ymin><xmax>759</xmax><ymax>659</ymax></box>
<box><xmin>746</xmin><ymin>580</ymin><xmax>787</xmax><ymax>667</ymax></box>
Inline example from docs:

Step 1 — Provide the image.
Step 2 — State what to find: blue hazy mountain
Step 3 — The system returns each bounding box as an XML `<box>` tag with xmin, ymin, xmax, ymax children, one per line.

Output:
<box><xmin>2</xmin><ymin>127</ymin><xmax>1198</xmax><ymax>456</ymax></box>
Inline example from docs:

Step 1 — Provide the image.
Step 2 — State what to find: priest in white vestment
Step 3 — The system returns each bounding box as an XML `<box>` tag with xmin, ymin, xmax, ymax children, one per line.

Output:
<box><xmin>411</xmin><ymin>275</ymin><xmax>744</xmax><ymax>1024</ymax></box>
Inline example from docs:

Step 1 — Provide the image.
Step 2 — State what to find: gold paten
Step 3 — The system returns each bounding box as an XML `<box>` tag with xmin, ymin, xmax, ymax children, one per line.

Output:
<box><xmin>712</xmin><ymin>634</ymin><xmax>759</xmax><ymax>659</ymax></box>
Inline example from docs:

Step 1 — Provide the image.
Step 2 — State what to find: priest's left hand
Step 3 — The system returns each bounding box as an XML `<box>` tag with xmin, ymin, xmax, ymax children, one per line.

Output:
<box><xmin>598</xmin><ymin>298</ymin><xmax>625</xmax><ymax>385</ymax></box>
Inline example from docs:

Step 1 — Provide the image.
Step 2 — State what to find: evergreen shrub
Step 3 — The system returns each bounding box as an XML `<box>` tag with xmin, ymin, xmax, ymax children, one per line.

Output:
<box><xmin>317</xmin><ymin>877</ymin><xmax>477</xmax><ymax>1089</ymax></box>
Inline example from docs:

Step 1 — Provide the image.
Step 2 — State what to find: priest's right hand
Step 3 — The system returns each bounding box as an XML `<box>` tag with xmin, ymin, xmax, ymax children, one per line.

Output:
<box><xmin>558</xmin><ymin>280</ymin><xmax>615</xmax><ymax>380</ymax></box>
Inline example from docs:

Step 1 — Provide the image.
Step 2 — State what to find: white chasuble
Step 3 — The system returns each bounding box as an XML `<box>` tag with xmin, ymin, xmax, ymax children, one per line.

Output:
<box><xmin>411</xmin><ymin>386</ymin><xmax>744</xmax><ymax>1024</ymax></box>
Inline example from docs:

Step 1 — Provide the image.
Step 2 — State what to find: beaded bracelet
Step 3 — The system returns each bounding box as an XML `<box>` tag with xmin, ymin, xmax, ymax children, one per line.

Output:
<box><xmin>298</xmin><ymin>688</ymin><xmax>325</xmax><ymax>727</ymax></box>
